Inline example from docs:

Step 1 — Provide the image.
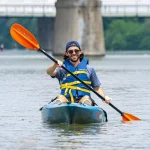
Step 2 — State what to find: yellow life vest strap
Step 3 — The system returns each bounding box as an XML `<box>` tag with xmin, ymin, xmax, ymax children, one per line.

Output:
<box><xmin>61</xmin><ymin>81</ymin><xmax>91</xmax><ymax>86</ymax></box>
<box><xmin>60</xmin><ymin>80</ymin><xmax>91</xmax><ymax>103</ymax></box>
<box><xmin>62</xmin><ymin>86</ymin><xmax>90</xmax><ymax>103</ymax></box>
<box><xmin>66</xmin><ymin>71</ymin><xmax>87</xmax><ymax>77</ymax></box>
<box><xmin>61</xmin><ymin>85</ymin><xmax>91</xmax><ymax>93</ymax></box>
<box><xmin>69</xmin><ymin>89</ymin><xmax>74</xmax><ymax>103</ymax></box>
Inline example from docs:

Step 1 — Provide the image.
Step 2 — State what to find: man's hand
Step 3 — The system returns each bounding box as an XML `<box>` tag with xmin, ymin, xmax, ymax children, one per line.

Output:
<box><xmin>56</xmin><ymin>60</ymin><xmax>63</xmax><ymax>69</ymax></box>
<box><xmin>104</xmin><ymin>96</ymin><xmax>112</xmax><ymax>104</ymax></box>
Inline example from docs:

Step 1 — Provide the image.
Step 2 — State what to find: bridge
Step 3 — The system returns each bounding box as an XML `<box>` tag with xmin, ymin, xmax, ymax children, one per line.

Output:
<box><xmin>1</xmin><ymin>0</ymin><xmax>149</xmax><ymax>55</ymax></box>
<box><xmin>1</xmin><ymin>4</ymin><xmax>150</xmax><ymax>17</ymax></box>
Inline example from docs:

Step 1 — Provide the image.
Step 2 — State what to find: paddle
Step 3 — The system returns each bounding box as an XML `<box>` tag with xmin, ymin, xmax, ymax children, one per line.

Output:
<box><xmin>10</xmin><ymin>23</ymin><xmax>141</xmax><ymax>122</ymax></box>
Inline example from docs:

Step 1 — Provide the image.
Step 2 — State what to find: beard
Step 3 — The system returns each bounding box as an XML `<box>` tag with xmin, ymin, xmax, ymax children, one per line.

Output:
<box><xmin>69</xmin><ymin>55</ymin><xmax>80</xmax><ymax>62</ymax></box>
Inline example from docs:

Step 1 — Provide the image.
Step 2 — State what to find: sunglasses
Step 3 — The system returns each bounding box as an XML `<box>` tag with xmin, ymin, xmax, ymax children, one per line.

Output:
<box><xmin>67</xmin><ymin>49</ymin><xmax>80</xmax><ymax>55</ymax></box>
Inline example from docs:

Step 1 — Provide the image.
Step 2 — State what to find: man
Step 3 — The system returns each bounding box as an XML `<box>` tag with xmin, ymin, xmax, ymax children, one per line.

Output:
<box><xmin>47</xmin><ymin>40</ymin><xmax>111</xmax><ymax>105</ymax></box>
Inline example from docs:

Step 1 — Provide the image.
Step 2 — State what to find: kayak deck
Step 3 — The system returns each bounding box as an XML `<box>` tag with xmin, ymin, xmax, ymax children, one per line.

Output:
<box><xmin>41</xmin><ymin>103</ymin><xmax>107</xmax><ymax>124</ymax></box>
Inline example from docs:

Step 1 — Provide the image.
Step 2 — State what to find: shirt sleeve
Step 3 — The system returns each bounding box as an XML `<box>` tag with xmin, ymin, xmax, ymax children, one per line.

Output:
<box><xmin>87</xmin><ymin>65</ymin><xmax>101</xmax><ymax>88</ymax></box>
<box><xmin>50</xmin><ymin>67</ymin><xmax>60</xmax><ymax>78</ymax></box>
<box><xmin>55</xmin><ymin>68</ymin><xmax>66</xmax><ymax>84</ymax></box>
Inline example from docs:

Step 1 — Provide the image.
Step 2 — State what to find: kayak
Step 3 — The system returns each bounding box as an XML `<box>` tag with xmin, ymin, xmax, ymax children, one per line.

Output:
<box><xmin>41</xmin><ymin>103</ymin><xmax>107</xmax><ymax>124</ymax></box>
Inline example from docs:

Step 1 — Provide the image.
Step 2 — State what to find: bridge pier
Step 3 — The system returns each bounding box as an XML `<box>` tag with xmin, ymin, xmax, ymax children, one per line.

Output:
<box><xmin>37</xmin><ymin>17</ymin><xmax>54</xmax><ymax>51</ymax></box>
<box><xmin>53</xmin><ymin>0</ymin><xmax>105</xmax><ymax>56</ymax></box>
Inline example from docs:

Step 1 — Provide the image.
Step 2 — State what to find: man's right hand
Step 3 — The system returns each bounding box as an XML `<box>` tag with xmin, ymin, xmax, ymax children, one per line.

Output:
<box><xmin>55</xmin><ymin>60</ymin><xmax>63</xmax><ymax>69</ymax></box>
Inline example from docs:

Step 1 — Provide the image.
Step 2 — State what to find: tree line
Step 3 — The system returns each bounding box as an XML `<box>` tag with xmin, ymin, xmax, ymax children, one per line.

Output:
<box><xmin>104</xmin><ymin>17</ymin><xmax>150</xmax><ymax>51</ymax></box>
<box><xmin>0</xmin><ymin>17</ymin><xmax>150</xmax><ymax>51</ymax></box>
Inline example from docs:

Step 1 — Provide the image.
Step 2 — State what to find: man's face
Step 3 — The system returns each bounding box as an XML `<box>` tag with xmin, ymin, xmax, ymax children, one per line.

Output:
<box><xmin>66</xmin><ymin>46</ymin><xmax>81</xmax><ymax>62</ymax></box>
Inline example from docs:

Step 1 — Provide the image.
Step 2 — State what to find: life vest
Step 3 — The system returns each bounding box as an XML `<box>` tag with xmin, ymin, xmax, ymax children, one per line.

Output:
<box><xmin>60</xmin><ymin>58</ymin><xmax>91</xmax><ymax>103</ymax></box>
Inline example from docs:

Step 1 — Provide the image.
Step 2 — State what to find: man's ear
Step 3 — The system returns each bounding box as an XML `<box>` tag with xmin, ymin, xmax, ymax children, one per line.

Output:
<box><xmin>65</xmin><ymin>51</ymin><xmax>68</xmax><ymax>56</ymax></box>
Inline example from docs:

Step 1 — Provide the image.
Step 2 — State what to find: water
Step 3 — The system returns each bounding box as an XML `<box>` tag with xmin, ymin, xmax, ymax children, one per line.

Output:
<box><xmin>0</xmin><ymin>50</ymin><xmax>150</xmax><ymax>150</ymax></box>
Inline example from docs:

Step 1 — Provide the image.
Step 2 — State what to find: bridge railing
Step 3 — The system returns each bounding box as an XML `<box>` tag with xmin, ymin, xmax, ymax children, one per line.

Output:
<box><xmin>0</xmin><ymin>4</ymin><xmax>150</xmax><ymax>17</ymax></box>
<box><xmin>102</xmin><ymin>4</ymin><xmax>150</xmax><ymax>17</ymax></box>
<box><xmin>0</xmin><ymin>4</ymin><xmax>56</xmax><ymax>17</ymax></box>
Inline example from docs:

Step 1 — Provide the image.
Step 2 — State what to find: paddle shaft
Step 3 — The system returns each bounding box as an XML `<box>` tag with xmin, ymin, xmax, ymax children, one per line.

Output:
<box><xmin>39</xmin><ymin>49</ymin><xmax>127</xmax><ymax>115</ymax></box>
<box><xmin>109</xmin><ymin>103</ymin><xmax>124</xmax><ymax>116</ymax></box>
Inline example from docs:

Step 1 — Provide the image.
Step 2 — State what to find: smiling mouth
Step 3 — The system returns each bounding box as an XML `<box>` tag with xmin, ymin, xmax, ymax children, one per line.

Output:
<box><xmin>69</xmin><ymin>55</ymin><xmax>79</xmax><ymax>62</ymax></box>
<box><xmin>71</xmin><ymin>54</ymin><xmax>77</xmax><ymax>57</ymax></box>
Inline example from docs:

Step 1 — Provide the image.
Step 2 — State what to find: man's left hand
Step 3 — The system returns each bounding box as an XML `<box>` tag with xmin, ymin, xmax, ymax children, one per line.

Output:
<box><xmin>104</xmin><ymin>96</ymin><xmax>112</xmax><ymax>104</ymax></box>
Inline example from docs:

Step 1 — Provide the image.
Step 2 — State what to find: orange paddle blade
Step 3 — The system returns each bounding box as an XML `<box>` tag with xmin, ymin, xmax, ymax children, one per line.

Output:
<box><xmin>122</xmin><ymin>113</ymin><xmax>141</xmax><ymax>122</ymax></box>
<box><xmin>10</xmin><ymin>23</ymin><xmax>40</xmax><ymax>50</ymax></box>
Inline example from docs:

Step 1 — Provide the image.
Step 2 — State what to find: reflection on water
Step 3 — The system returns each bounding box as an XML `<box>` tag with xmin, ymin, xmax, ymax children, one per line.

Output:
<box><xmin>43</xmin><ymin>123</ymin><xmax>108</xmax><ymax>135</ymax></box>
<box><xmin>0</xmin><ymin>50</ymin><xmax>150</xmax><ymax>150</ymax></box>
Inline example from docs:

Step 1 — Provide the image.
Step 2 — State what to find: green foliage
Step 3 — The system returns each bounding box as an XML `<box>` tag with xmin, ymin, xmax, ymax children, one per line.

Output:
<box><xmin>0</xmin><ymin>17</ymin><xmax>37</xmax><ymax>49</ymax></box>
<box><xmin>1</xmin><ymin>17</ymin><xmax>150</xmax><ymax>50</ymax></box>
<box><xmin>104</xmin><ymin>17</ymin><xmax>150</xmax><ymax>50</ymax></box>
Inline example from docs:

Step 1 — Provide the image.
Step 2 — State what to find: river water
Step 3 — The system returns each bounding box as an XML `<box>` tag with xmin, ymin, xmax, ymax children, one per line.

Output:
<box><xmin>0</xmin><ymin>50</ymin><xmax>150</xmax><ymax>150</ymax></box>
